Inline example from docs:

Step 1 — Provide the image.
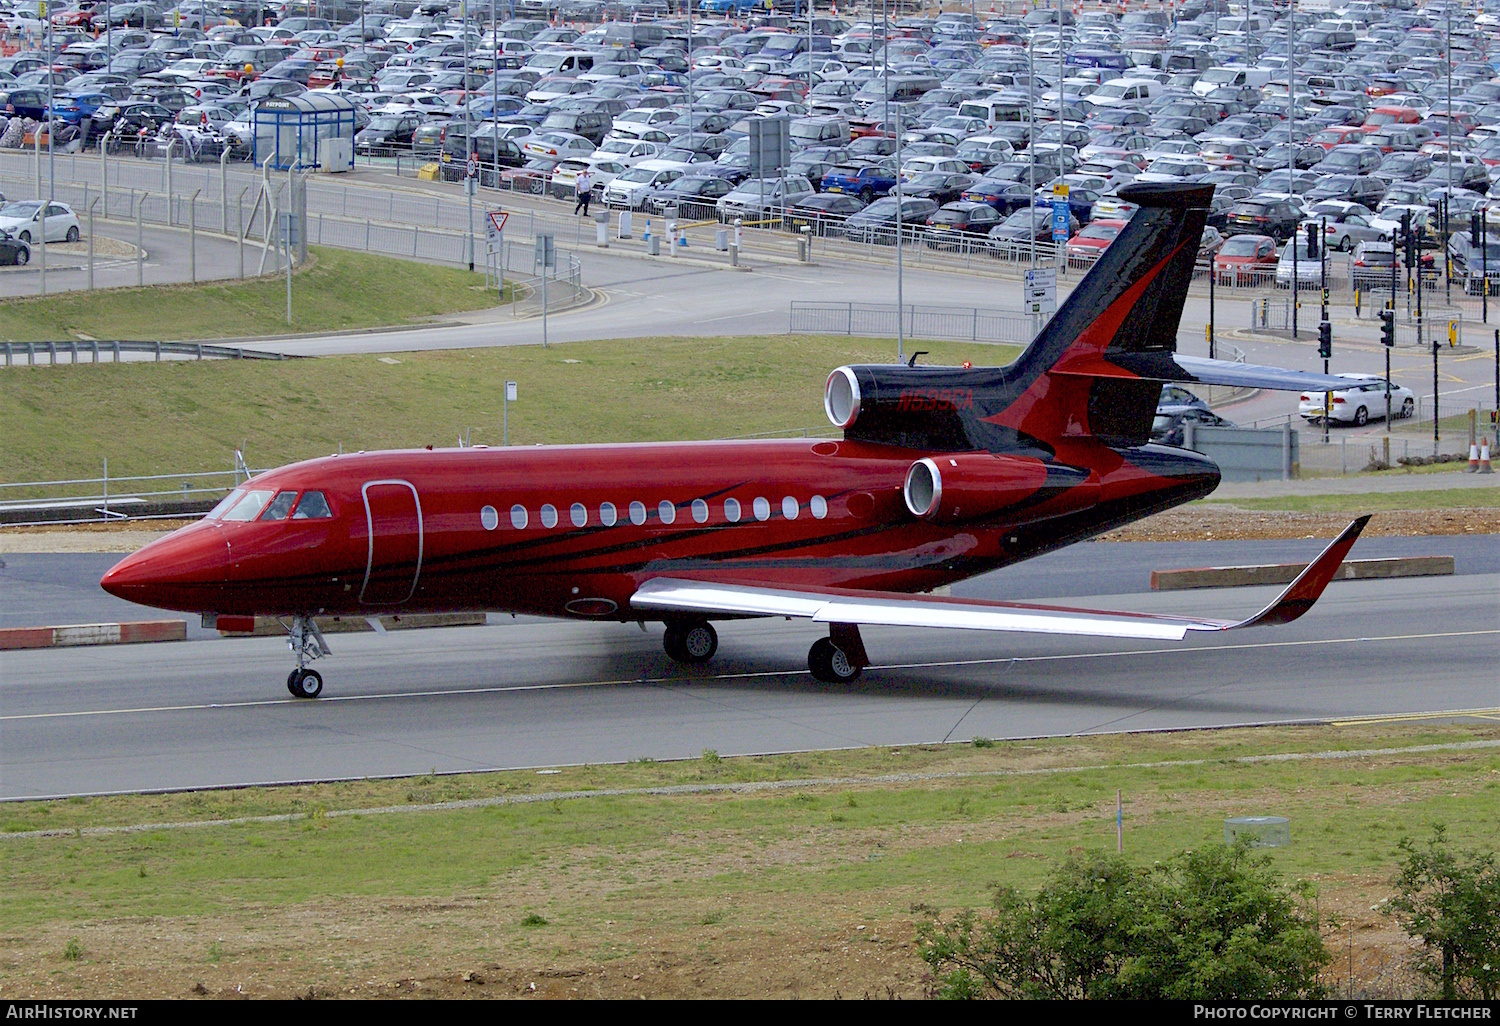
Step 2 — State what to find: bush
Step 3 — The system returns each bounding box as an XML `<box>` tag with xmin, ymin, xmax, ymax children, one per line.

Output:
<box><xmin>917</xmin><ymin>844</ymin><xmax>1330</xmax><ymax>999</ymax></box>
<box><xmin>1386</xmin><ymin>826</ymin><xmax>1500</xmax><ymax>1000</ymax></box>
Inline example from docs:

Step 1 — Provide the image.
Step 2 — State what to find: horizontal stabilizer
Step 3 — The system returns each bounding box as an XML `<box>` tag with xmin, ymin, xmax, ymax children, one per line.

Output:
<box><xmin>1095</xmin><ymin>352</ymin><xmax>1367</xmax><ymax>392</ymax></box>
<box><xmin>630</xmin><ymin>519</ymin><xmax>1370</xmax><ymax>641</ymax></box>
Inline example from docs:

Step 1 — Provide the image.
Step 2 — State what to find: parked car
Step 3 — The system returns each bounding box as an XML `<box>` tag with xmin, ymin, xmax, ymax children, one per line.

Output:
<box><xmin>1214</xmin><ymin>233</ymin><xmax>1279</xmax><ymax>284</ymax></box>
<box><xmin>1275</xmin><ymin>238</ymin><xmax>1324</xmax><ymax>289</ymax></box>
<box><xmin>923</xmin><ymin>201</ymin><xmax>1002</xmax><ymax>248</ymax></box>
<box><xmin>716</xmin><ymin>175</ymin><xmax>816</xmax><ymax>220</ymax></box>
<box><xmin>0</xmin><ymin>228</ymin><xmax>30</xmax><ymax>265</ymax></box>
<box><xmin>820</xmin><ymin>163</ymin><xmax>897</xmax><ymax>201</ymax></box>
<box><xmin>1224</xmin><ymin>197</ymin><xmax>1302</xmax><ymax>240</ymax></box>
<box><xmin>1064</xmin><ymin>218</ymin><xmax>1127</xmax><ymax>265</ymax></box>
<box><xmin>1151</xmin><ymin>408</ymin><xmax>1235</xmax><ymax>447</ymax></box>
<box><xmin>782</xmin><ymin>192</ymin><xmax>867</xmax><ymax>235</ymax></box>
<box><xmin>0</xmin><ymin>201</ymin><xmax>80</xmax><ymax>244</ymax></box>
<box><xmin>1298</xmin><ymin>374</ymin><xmax>1415</xmax><ymax>425</ymax></box>
<box><xmin>1157</xmin><ymin>384</ymin><xmax>1211</xmax><ymax>418</ymax></box>
<box><xmin>838</xmin><ymin>195</ymin><xmax>940</xmax><ymax>244</ymax></box>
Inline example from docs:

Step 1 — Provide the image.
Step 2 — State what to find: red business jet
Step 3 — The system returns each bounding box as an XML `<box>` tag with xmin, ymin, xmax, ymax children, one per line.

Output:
<box><xmin>102</xmin><ymin>183</ymin><xmax>1369</xmax><ymax>699</ymax></box>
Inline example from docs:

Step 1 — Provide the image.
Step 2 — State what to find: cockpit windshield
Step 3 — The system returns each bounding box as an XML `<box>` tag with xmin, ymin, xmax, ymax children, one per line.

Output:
<box><xmin>210</xmin><ymin>488</ymin><xmax>334</xmax><ymax>521</ymax></box>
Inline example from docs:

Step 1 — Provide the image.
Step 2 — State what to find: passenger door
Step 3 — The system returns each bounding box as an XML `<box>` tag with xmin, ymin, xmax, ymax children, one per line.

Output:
<box><xmin>359</xmin><ymin>480</ymin><xmax>423</xmax><ymax>606</ymax></box>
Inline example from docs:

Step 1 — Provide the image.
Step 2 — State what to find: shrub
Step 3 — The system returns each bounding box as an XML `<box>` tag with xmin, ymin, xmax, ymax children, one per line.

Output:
<box><xmin>917</xmin><ymin>844</ymin><xmax>1330</xmax><ymax>999</ymax></box>
<box><xmin>1386</xmin><ymin>826</ymin><xmax>1500</xmax><ymax>1000</ymax></box>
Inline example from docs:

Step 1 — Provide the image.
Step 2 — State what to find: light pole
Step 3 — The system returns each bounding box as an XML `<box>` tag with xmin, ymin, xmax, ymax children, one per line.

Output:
<box><xmin>881</xmin><ymin>0</ymin><xmax>902</xmax><ymax>364</ymax></box>
<box><xmin>1288</xmin><ymin>0</ymin><xmax>1297</xmax><ymax>340</ymax></box>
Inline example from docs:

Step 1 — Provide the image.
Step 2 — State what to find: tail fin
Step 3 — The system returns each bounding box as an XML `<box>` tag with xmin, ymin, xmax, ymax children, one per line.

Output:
<box><xmin>985</xmin><ymin>182</ymin><xmax>1212</xmax><ymax>448</ymax></box>
<box><xmin>829</xmin><ymin>184</ymin><xmax>1213</xmax><ymax>455</ymax></box>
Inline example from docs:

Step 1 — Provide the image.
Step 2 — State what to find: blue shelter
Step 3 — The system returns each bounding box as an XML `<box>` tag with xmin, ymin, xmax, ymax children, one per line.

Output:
<box><xmin>252</xmin><ymin>93</ymin><xmax>357</xmax><ymax>172</ymax></box>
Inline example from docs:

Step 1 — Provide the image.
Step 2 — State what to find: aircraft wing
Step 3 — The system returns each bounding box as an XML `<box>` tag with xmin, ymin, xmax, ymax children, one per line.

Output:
<box><xmin>1093</xmin><ymin>352</ymin><xmax>1371</xmax><ymax>393</ymax></box>
<box><xmin>631</xmin><ymin>517</ymin><xmax>1370</xmax><ymax>639</ymax></box>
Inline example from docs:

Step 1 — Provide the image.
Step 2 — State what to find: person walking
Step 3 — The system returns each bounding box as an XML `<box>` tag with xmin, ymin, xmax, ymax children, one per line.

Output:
<box><xmin>574</xmin><ymin>169</ymin><xmax>593</xmax><ymax>216</ymax></box>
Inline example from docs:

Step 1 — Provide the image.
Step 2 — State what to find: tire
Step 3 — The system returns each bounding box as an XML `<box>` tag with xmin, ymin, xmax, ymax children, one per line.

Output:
<box><xmin>289</xmin><ymin>668</ymin><xmax>323</xmax><ymax>699</ymax></box>
<box><xmin>14</xmin><ymin>247</ymin><xmax>26</xmax><ymax>265</ymax></box>
<box><xmin>1354</xmin><ymin>406</ymin><xmax>1368</xmax><ymax>426</ymax></box>
<box><xmin>859</xmin><ymin>187</ymin><xmax>873</xmax><ymax>202</ymax></box>
<box><xmin>1401</xmin><ymin>397</ymin><xmax>1414</xmax><ymax>419</ymax></box>
<box><xmin>1339</xmin><ymin>236</ymin><xmax>1353</xmax><ymax>252</ymax></box>
<box><xmin>808</xmin><ymin>637</ymin><xmax>861</xmax><ymax>683</ymax></box>
<box><xmin>65</xmin><ymin>226</ymin><xmax>79</xmax><ymax>243</ymax></box>
<box><xmin>19</xmin><ymin>231</ymin><xmax>29</xmax><ymax>244</ymax></box>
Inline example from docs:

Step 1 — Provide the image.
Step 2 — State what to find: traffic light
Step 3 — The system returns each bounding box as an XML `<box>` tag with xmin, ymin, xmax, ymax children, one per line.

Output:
<box><xmin>1318</xmin><ymin>320</ymin><xmax>1332</xmax><ymax>359</ymax></box>
<box><xmin>1473</xmin><ymin>214</ymin><xmax>1484</xmax><ymax>248</ymax></box>
<box><xmin>1379</xmin><ymin>308</ymin><xmax>1396</xmax><ymax>347</ymax></box>
<box><xmin>1402</xmin><ymin>212</ymin><xmax>1414</xmax><ymax>267</ymax></box>
<box><xmin>1305</xmin><ymin>221</ymin><xmax>1319</xmax><ymax>259</ymax></box>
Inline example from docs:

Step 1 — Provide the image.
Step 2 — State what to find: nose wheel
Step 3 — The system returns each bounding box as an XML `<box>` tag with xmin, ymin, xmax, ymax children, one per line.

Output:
<box><xmin>285</xmin><ymin>615</ymin><xmax>331</xmax><ymax>699</ymax></box>
<box><xmin>664</xmin><ymin>619</ymin><xmax>718</xmax><ymax>664</ymax></box>
<box><xmin>287</xmin><ymin>668</ymin><xmax>323</xmax><ymax>698</ymax></box>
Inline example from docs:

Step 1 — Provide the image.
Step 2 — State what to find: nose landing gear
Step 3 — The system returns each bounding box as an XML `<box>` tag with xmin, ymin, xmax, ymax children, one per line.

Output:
<box><xmin>286</xmin><ymin>616</ymin><xmax>331</xmax><ymax>699</ymax></box>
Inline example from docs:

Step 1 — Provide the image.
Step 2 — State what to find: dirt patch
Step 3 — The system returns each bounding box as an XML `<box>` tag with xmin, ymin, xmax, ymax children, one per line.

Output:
<box><xmin>1099</xmin><ymin>506</ymin><xmax>1496</xmax><ymax>542</ymax></box>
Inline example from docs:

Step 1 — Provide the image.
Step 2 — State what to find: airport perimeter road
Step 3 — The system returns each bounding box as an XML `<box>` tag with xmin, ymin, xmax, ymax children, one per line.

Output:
<box><xmin>0</xmin><ymin>222</ymin><xmax>244</xmax><ymax>298</ymax></box>
<box><xmin>3</xmin><ymin>557</ymin><xmax>1495</xmax><ymax>799</ymax></box>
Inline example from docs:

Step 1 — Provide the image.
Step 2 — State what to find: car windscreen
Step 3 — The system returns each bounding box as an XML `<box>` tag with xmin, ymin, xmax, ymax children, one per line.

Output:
<box><xmin>1220</xmin><ymin>237</ymin><xmax>1264</xmax><ymax>256</ymax></box>
<box><xmin>0</xmin><ymin>201</ymin><xmax>40</xmax><ymax>218</ymax></box>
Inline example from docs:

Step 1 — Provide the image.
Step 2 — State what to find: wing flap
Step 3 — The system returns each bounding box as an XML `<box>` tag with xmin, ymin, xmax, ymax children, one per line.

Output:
<box><xmin>630</xmin><ymin>518</ymin><xmax>1371</xmax><ymax>640</ymax></box>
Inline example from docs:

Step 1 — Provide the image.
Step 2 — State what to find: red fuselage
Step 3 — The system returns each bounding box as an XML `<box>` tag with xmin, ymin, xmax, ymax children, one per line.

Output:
<box><xmin>100</xmin><ymin>437</ymin><xmax>1217</xmax><ymax>622</ymax></box>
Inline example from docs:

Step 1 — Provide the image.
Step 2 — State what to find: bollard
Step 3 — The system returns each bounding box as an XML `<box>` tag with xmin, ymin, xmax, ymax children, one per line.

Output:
<box><xmin>715</xmin><ymin>227</ymin><xmax>728</xmax><ymax>251</ymax></box>
<box><xmin>801</xmin><ymin>225</ymin><xmax>812</xmax><ymax>262</ymax></box>
<box><xmin>734</xmin><ymin>218</ymin><xmax>743</xmax><ymax>250</ymax></box>
<box><xmin>647</xmin><ymin>234</ymin><xmax>660</xmax><ymax>256</ymax></box>
<box><xmin>1480</xmin><ymin>438</ymin><xmax>1493</xmax><ymax>473</ymax></box>
<box><xmin>595</xmin><ymin>210</ymin><xmax>607</xmax><ymax>247</ymax></box>
<box><xmin>730</xmin><ymin>243</ymin><xmax>739</xmax><ymax>267</ymax></box>
<box><xmin>618</xmin><ymin>209</ymin><xmax>632</xmax><ymax>239</ymax></box>
<box><xmin>797</xmin><ymin>236</ymin><xmax>807</xmax><ymax>261</ymax></box>
<box><xmin>1470</xmin><ymin>442</ymin><xmax>1481</xmax><ymax>472</ymax></box>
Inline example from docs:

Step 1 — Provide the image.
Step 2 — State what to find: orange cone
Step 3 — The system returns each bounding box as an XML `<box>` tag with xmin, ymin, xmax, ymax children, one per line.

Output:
<box><xmin>1481</xmin><ymin>438</ymin><xmax>1493</xmax><ymax>474</ymax></box>
<box><xmin>1470</xmin><ymin>442</ymin><xmax>1481</xmax><ymax>471</ymax></box>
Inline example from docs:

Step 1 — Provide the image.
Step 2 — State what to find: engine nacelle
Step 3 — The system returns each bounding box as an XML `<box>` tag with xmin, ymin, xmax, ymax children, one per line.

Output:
<box><xmin>825</xmin><ymin>364</ymin><xmax>983</xmax><ymax>430</ymax></box>
<box><xmin>903</xmin><ymin>453</ymin><xmax>1095</xmax><ymax>522</ymax></box>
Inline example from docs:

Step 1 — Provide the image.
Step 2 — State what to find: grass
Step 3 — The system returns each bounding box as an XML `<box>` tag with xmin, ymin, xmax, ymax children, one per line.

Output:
<box><xmin>0</xmin><ymin>247</ymin><xmax>506</xmax><ymax>343</ymax></box>
<box><xmin>0</xmin><ymin>336</ymin><xmax>1019</xmax><ymax>483</ymax></box>
<box><xmin>1</xmin><ymin>722</ymin><xmax>1496</xmax><ymax>997</ymax></box>
<box><xmin>1205</xmin><ymin>486</ymin><xmax>1500</xmax><ymax>513</ymax></box>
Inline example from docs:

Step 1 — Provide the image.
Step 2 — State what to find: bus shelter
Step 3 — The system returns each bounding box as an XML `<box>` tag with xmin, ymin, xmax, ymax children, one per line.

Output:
<box><xmin>253</xmin><ymin>93</ymin><xmax>357</xmax><ymax>172</ymax></box>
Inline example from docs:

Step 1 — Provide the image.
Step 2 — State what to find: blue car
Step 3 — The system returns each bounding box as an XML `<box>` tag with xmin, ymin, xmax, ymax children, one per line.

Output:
<box><xmin>821</xmin><ymin>164</ymin><xmax>898</xmax><ymax>201</ymax></box>
<box><xmin>49</xmin><ymin>92</ymin><xmax>115</xmax><ymax>125</ymax></box>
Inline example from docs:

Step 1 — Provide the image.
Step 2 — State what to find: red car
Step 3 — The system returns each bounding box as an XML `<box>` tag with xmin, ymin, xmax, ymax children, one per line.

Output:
<box><xmin>1065</xmin><ymin>218</ymin><xmax>1127</xmax><ymax>266</ymax></box>
<box><xmin>1214</xmin><ymin>233</ymin><xmax>1279</xmax><ymax>285</ymax></box>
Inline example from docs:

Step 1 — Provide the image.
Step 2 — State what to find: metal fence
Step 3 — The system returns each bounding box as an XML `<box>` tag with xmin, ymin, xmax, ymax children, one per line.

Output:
<box><xmin>0</xmin><ymin>462</ymin><xmax>254</xmax><ymax>527</ymax></box>
<box><xmin>790</xmin><ymin>301</ymin><xmax>1041</xmax><ymax>344</ymax></box>
<box><xmin>2</xmin><ymin>339</ymin><xmax>290</xmax><ymax>366</ymax></box>
<box><xmin>1247</xmin><ymin>297</ymin><xmax>1473</xmax><ymax>348</ymax></box>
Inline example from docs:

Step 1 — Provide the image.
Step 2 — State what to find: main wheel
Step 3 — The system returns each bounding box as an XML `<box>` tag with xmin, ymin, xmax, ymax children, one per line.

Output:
<box><xmin>1401</xmin><ymin>397</ymin><xmax>1414</xmax><ymax>419</ymax></box>
<box><xmin>288</xmin><ymin>668</ymin><xmax>323</xmax><ymax>699</ymax></box>
<box><xmin>808</xmin><ymin>638</ymin><xmax>861</xmax><ymax>683</ymax></box>
<box><xmin>664</xmin><ymin>620</ymin><xmax>717</xmax><ymax>664</ymax></box>
<box><xmin>65</xmin><ymin>226</ymin><xmax>79</xmax><ymax>242</ymax></box>
<box><xmin>1354</xmin><ymin>406</ymin><xmax>1368</xmax><ymax>426</ymax></box>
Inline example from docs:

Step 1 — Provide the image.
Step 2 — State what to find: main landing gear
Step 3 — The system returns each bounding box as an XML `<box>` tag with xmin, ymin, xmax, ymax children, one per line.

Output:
<box><xmin>286</xmin><ymin>616</ymin><xmax>332</xmax><ymax>699</ymax></box>
<box><xmin>663</xmin><ymin>618</ymin><xmax>718</xmax><ymax>664</ymax></box>
<box><xmin>808</xmin><ymin>623</ymin><xmax>868</xmax><ymax>684</ymax></box>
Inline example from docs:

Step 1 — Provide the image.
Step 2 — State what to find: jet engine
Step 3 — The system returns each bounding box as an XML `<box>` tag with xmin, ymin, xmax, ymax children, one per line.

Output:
<box><xmin>903</xmin><ymin>453</ymin><xmax>1096</xmax><ymax>522</ymax></box>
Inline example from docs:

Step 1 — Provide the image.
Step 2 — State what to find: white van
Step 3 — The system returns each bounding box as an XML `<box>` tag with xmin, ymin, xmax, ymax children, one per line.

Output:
<box><xmin>955</xmin><ymin>98</ymin><xmax>1028</xmax><ymax>131</ymax></box>
<box><xmin>1192</xmin><ymin>64</ymin><xmax>1274</xmax><ymax>96</ymax></box>
<box><xmin>1087</xmin><ymin>77</ymin><xmax>1165</xmax><ymax>109</ymax></box>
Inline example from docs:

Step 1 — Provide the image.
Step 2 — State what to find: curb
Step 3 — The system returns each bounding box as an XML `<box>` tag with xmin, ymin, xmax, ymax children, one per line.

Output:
<box><xmin>0</xmin><ymin>619</ymin><xmax>186</xmax><ymax>649</ymax></box>
<box><xmin>1151</xmin><ymin>555</ymin><xmax>1455</xmax><ymax>591</ymax></box>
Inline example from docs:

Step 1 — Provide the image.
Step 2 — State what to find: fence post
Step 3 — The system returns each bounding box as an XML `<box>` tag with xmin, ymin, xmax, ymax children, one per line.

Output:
<box><xmin>137</xmin><ymin>193</ymin><xmax>147</xmax><ymax>286</ymax></box>
<box><xmin>165</xmin><ymin>138</ymin><xmax>174</xmax><ymax>225</ymax></box>
<box><xmin>100</xmin><ymin>138</ymin><xmax>107</xmax><ymax>219</ymax></box>
<box><xmin>87</xmin><ymin>199</ymin><xmax>97</xmax><ymax>290</ymax></box>
<box><xmin>847</xmin><ymin>302</ymin><xmax>853</xmax><ymax>335</ymax></box>
<box><xmin>413</xmin><ymin>225</ymin><xmax>419</xmax><ymax>256</ymax></box>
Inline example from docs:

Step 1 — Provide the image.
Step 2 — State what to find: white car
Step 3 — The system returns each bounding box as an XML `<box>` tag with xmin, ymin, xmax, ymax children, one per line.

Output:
<box><xmin>0</xmin><ymin>201</ymin><xmax>79</xmax><ymax>245</ymax></box>
<box><xmin>898</xmin><ymin>156</ymin><xmax>970</xmax><ymax>179</ymax></box>
<box><xmin>716</xmin><ymin>175</ymin><xmax>816</xmax><ymax>219</ymax></box>
<box><xmin>602</xmin><ymin>160</ymin><xmax>689</xmax><ymax>209</ymax></box>
<box><xmin>550</xmin><ymin>157</ymin><xmax>627</xmax><ymax>199</ymax></box>
<box><xmin>1299</xmin><ymin>374</ymin><xmax>1415</xmax><ymax>426</ymax></box>
<box><xmin>592</xmin><ymin>136</ymin><xmax>664</xmax><ymax>166</ymax></box>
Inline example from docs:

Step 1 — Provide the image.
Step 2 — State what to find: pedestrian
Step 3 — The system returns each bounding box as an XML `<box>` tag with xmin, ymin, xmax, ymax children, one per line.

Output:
<box><xmin>574</xmin><ymin>169</ymin><xmax>593</xmax><ymax>216</ymax></box>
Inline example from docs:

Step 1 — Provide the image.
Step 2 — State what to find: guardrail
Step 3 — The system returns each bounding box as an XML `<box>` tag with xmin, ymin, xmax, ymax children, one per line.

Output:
<box><xmin>2</xmin><ymin>339</ymin><xmax>293</xmax><ymax>366</ymax></box>
<box><xmin>790</xmin><ymin>300</ymin><xmax>1041</xmax><ymax>344</ymax></box>
<box><xmin>0</xmin><ymin>463</ymin><xmax>258</xmax><ymax>527</ymax></box>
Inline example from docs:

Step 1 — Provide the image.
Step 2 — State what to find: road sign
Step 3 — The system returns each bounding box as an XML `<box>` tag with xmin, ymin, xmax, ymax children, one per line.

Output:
<box><xmin>505</xmin><ymin>381</ymin><xmax>517</xmax><ymax>402</ymax></box>
<box><xmin>467</xmin><ymin>155</ymin><xmax>478</xmax><ymax>178</ymax></box>
<box><xmin>1025</xmin><ymin>267</ymin><xmax>1056</xmax><ymax>316</ymax></box>
<box><xmin>1052</xmin><ymin>182</ymin><xmax>1069</xmax><ymax>199</ymax></box>
<box><xmin>1051</xmin><ymin>199</ymin><xmax>1070</xmax><ymax>242</ymax></box>
<box><xmin>485</xmin><ymin>209</ymin><xmax>508</xmax><ymax>254</ymax></box>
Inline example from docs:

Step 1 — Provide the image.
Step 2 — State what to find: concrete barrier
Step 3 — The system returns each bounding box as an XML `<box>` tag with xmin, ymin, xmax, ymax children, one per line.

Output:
<box><xmin>0</xmin><ymin>619</ymin><xmax>187</xmax><ymax>649</ymax></box>
<box><xmin>1151</xmin><ymin>555</ymin><xmax>1455</xmax><ymax>591</ymax></box>
<box><xmin>217</xmin><ymin>612</ymin><xmax>488</xmax><ymax>637</ymax></box>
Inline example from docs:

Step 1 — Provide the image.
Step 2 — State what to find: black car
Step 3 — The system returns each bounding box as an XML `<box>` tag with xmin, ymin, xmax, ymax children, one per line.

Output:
<box><xmin>645</xmin><ymin>174</ymin><xmax>735</xmax><ymax>216</ymax></box>
<box><xmin>903</xmin><ymin>171</ymin><xmax>977</xmax><ymax>206</ymax></box>
<box><xmin>781</xmin><ymin>193</ymin><xmax>867</xmax><ymax>235</ymax></box>
<box><xmin>1151</xmin><ymin>409</ymin><xmax>1235</xmax><ymax>447</ymax></box>
<box><xmin>0</xmin><ymin>229</ymin><xmax>30</xmax><ymax>266</ymax></box>
<box><xmin>355</xmin><ymin>113</ymin><xmax>421</xmax><ymax>156</ymax></box>
<box><xmin>1305</xmin><ymin>173</ymin><xmax>1387</xmax><ymax>207</ymax></box>
<box><xmin>924</xmin><ymin>201</ymin><xmax>1002</xmax><ymax>248</ymax></box>
<box><xmin>959</xmin><ymin>177</ymin><xmax>1035</xmax><ymax>214</ymax></box>
<box><xmin>1374</xmin><ymin>152</ymin><xmax>1434</xmax><ymax>183</ymax></box>
<box><xmin>1224</xmin><ymin>197</ymin><xmax>1302</xmax><ymax>240</ymax></box>
<box><xmin>838</xmin><ymin>195</ymin><xmax>940</xmax><ymax>244</ymax></box>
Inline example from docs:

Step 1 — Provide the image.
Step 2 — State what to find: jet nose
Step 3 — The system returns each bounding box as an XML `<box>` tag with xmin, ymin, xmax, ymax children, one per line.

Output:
<box><xmin>101</xmin><ymin>523</ymin><xmax>232</xmax><ymax>612</ymax></box>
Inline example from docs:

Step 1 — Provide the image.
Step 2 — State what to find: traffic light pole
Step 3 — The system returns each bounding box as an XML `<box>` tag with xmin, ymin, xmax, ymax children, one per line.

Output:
<box><xmin>1320</xmin><ymin>218</ymin><xmax>1330</xmax><ymax>445</ymax></box>
<box><xmin>1483</xmin><ymin>209</ymin><xmax>1489</xmax><ymax>325</ymax></box>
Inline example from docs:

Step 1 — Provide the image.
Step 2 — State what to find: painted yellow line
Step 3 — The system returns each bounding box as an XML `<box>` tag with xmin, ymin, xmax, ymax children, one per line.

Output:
<box><xmin>6</xmin><ymin>628</ymin><xmax>1498</xmax><ymax>725</ymax></box>
<box><xmin>1332</xmin><ymin>708</ymin><xmax>1500</xmax><ymax>726</ymax></box>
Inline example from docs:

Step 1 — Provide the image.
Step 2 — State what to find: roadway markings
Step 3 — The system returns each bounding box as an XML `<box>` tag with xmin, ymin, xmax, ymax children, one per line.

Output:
<box><xmin>5</xmin><ymin>627</ymin><xmax>1496</xmax><ymax>724</ymax></box>
<box><xmin>1331</xmin><ymin>708</ymin><xmax>1500</xmax><ymax>726</ymax></box>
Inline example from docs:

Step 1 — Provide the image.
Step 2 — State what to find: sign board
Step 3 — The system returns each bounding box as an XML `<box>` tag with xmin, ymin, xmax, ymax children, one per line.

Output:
<box><xmin>467</xmin><ymin>155</ymin><xmax>479</xmax><ymax>178</ymax></box>
<box><xmin>1025</xmin><ymin>267</ymin><xmax>1057</xmax><ymax>316</ymax></box>
<box><xmin>1051</xmin><ymin>199</ymin><xmax>1070</xmax><ymax>242</ymax></box>
<box><xmin>747</xmin><ymin>115</ymin><xmax>791</xmax><ymax>176</ymax></box>
<box><xmin>505</xmin><ymin>381</ymin><xmax>517</xmax><ymax>402</ymax></box>
<box><xmin>485</xmin><ymin>209</ymin><xmax>507</xmax><ymax>253</ymax></box>
<box><xmin>1052</xmin><ymin>182</ymin><xmax>1069</xmax><ymax>199</ymax></box>
<box><xmin>535</xmin><ymin>233</ymin><xmax>555</xmax><ymax>269</ymax></box>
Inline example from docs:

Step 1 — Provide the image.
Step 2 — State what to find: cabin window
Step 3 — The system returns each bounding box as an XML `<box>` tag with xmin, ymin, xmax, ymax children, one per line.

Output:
<box><xmin>724</xmin><ymin>498</ymin><xmax>741</xmax><ymax>522</ymax></box>
<box><xmin>782</xmin><ymin>496</ymin><xmax>799</xmax><ymax>520</ymax></box>
<box><xmin>691</xmin><ymin>498</ymin><xmax>709</xmax><ymax>523</ymax></box>
<box><xmin>207</xmin><ymin>488</ymin><xmax>244</xmax><ymax>519</ymax></box>
<box><xmin>753</xmin><ymin>496</ymin><xmax>771</xmax><ymax>521</ymax></box>
<box><xmin>480</xmin><ymin>505</ymin><xmax>499</xmax><ymax>531</ymax></box>
<box><xmin>629</xmin><ymin>500</ymin><xmax>647</xmax><ymax>525</ymax></box>
<box><xmin>600</xmin><ymin>501</ymin><xmax>618</xmax><ymax>526</ymax></box>
<box><xmin>810</xmin><ymin>495</ymin><xmax>828</xmax><ymax>519</ymax></box>
<box><xmin>570</xmin><ymin>502</ymin><xmax>588</xmax><ymax>527</ymax></box>
<box><xmin>540</xmin><ymin>504</ymin><xmax>559</xmax><ymax>529</ymax></box>
<box><xmin>221</xmin><ymin>489</ymin><xmax>274</xmax><ymax>521</ymax></box>
<box><xmin>658</xmin><ymin>500</ymin><xmax>676</xmax><ymax>524</ymax></box>
<box><xmin>511</xmin><ymin>504</ymin><xmax>528</xmax><ymax>529</ymax></box>
<box><xmin>292</xmin><ymin>491</ymin><xmax>333</xmax><ymax>519</ymax></box>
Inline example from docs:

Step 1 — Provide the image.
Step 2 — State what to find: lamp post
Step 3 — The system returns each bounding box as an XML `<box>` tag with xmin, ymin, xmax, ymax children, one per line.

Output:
<box><xmin>1288</xmin><ymin>0</ymin><xmax>1297</xmax><ymax>340</ymax></box>
<box><xmin>881</xmin><ymin>0</ymin><xmax>902</xmax><ymax>364</ymax></box>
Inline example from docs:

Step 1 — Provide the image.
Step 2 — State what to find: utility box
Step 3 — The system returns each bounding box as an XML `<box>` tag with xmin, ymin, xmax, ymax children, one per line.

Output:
<box><xmin>1225</xmin><ymin>816</ymin><xmax>1291</xmax><ymax>848</ymax></box>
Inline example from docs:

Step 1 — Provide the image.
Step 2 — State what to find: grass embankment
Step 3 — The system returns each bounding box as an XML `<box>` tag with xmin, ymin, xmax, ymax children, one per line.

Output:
<box><xmin>1</xmin><ymin>722</ymin><xmax>1495</xmax><ymax>998</ymax></box>
<box><xmin>0</xmin><ymin>336</ymin><xmax>1017</xmax><ymax>483</ymax></box>
<box><xmin>1206</xmin><ymin>486</ymin><xmax>1500</xmax><ymax>513</ymax></box>
<box><xmin>0</xmin><ymin>247</ymin><xmax>505</xmax><ymax>343</ymax></box>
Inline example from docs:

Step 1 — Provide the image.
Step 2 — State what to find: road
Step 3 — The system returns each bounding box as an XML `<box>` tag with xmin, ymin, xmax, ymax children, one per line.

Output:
<box><xmin>2</xmin><ymin>540</ymin><xmax>1496</xmax><ymax>799</ymax></box>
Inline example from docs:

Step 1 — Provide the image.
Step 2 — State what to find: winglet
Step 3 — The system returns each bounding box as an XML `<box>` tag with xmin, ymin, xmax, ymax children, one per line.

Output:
<box><xmin>1209</xmin><ymin>516</ymin><xmax>1373</xmax><ymax>630</ymax></box>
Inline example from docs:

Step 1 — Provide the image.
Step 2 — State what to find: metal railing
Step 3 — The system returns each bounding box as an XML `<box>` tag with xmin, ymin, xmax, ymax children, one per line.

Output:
<box><xmin>2</xmin><ymin>339</ymin><xmax>291</xmax><ymax>366</ymax></box>
<box><xmin>0</xmin><ymin>462</ymin><xmax>256</xmax><ymax>527</ymax></box>
<box><xmin>790</xmin><ymin>300</ymin><xmax>1041</xmax><ymax>344</ymax></box>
